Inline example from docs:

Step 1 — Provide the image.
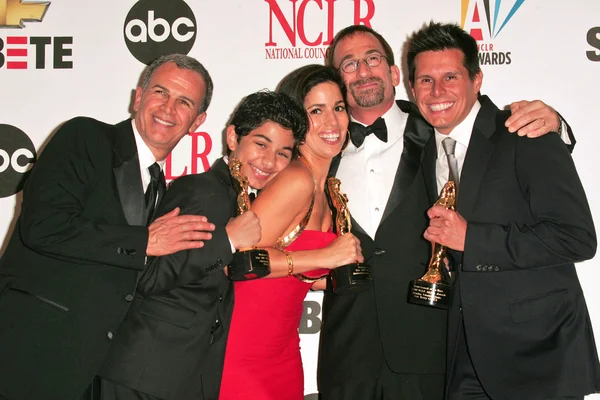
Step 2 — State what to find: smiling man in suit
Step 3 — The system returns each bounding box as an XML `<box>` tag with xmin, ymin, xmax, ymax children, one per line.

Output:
<box><xmin>409</xmin><ymin>22</ymin><xmax>600</xmax><ymax>399</ymax></box>
<box><xmin>97</xmin><ymin>90</ymin><xmax>310</xmax><ymax>400</ymax></box>
<box><xmin>318</xmin><ymin>24</ymin><xmax>576</xmax><ymax>400</ymax></box>
<box><xmin>0</xmin><ymin>54</ymin><xmax>216</xmax><ymax>400</ymax></box>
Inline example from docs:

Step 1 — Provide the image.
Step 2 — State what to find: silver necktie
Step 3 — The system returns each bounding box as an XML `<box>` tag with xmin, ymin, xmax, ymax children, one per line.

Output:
<box><xmin>442</xmin><ymin>137</ymin><xmax>460</xmax><ymax>188</ymax></box>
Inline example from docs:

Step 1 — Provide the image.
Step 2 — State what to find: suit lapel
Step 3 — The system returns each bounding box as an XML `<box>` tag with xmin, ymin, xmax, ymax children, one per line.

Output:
<box><xmin>212</xmin><ymin>158</ymin><xmax>238</xmax><ymax>203</ymax></box>
<box><xmin>422</xmin><ymin>136</ymin><xmax>439</xmax><ymax>204</ymax></box>
<box><xmin>457</xmin><ymin>98</ymin><xmax>498</xmax><ymax>218</ymax></box>
<box><xmin>328</xmin><ymin>152</ymin><xmax>369</xmax><ymax>237</ymax></box>
<box><xmin>380</xmin><ymin>101</ymin><xmax>433</xmax><ymax>224</ymax></box>
<box><xmin>349</xmin><ymin>215</ymin><xmax>368</xmax><ymax>238</ymax></box>
<box><xmin>329</xmin><ymin>154</ymin><xmax>341</xmax><ymax>177</ymax></box>
<box><xmin>113</xmin><ymin>120</ymin><xmax>145</xmax><ymax>226</ymax></box>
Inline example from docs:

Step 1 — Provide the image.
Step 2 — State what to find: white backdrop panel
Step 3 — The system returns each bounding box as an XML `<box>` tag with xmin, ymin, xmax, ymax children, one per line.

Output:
<box><xmin>0</xmin><ymin>1</ymin><xmax>598</xmax><ymax>398</ymax></box>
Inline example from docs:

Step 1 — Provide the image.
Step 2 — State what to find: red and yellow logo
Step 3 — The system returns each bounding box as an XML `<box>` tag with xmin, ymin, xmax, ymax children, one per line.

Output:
<box><xmin>0</xmin><ymin>0</ymin><xmax>50</xmax><ymax>29</ymax></box>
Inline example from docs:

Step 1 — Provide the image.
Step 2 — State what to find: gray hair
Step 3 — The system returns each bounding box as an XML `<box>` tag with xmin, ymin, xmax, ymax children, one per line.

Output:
<box><xmin>140</xmin><ymin>54</ymin><xmax>214</xmax><ymax>113</ymax></box>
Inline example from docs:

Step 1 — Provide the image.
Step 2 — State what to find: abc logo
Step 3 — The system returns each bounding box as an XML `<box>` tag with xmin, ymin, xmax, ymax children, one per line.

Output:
<box><xmin>124</xmin><ymin>0</ymin><xmax>197</xmax><ymax>65</ymax></box>
<box><xmin>0</xmin><ymin>125</ymin><xmax>36</xmax><ymax>198</ymax></box>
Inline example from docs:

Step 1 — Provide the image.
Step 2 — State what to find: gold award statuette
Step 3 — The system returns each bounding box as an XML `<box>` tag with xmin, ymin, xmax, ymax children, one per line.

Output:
<box><xmin>226</xmin><ymin>158</ymin><xmax>270</xmax><ymax>281</ymax></box>
<box><xmin>328</xmin><ymin>177</ymin><xmax>373</xmax><ymax>294</ymax></box>
<box><xmin>408</xmin><ymin>181</ymin><xmax>456</xmax><ymax>309</ymax></box>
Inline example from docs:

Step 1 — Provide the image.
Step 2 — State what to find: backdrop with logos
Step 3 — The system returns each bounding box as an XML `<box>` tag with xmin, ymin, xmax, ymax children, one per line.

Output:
<box><xmin>1</xmin><ymin>0</ymin><xmax>599</xmax><ymax>398</ymax></box>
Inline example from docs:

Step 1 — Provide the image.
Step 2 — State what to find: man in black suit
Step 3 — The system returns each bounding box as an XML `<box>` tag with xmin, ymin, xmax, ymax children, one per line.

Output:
<box><xmin>409</xmin><ymin>22</ymin><xmax>600</xmax><ymax>399</ymax></box>
<box><xmin>0</xmin><ymin>54</ymin><xmax>216</xmax><ymax>400</ymax></box>
<box><xmin>318</xmin><ymin>25</ymin><xmax>574</xmax><ymax>400</ymax></box>
<box><xmin>97</xmin><ymin>90</ymin><xmax>310</xmax><ymax>400</ymax></box>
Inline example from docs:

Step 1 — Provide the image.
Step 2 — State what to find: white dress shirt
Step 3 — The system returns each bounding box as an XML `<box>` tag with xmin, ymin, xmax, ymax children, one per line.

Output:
<box><xmin>132</xmin><ymin>120</ymin><xmax>165</xmax><ymax>263</ymax></box>
<box><xmin>132</xmin><ymin>119</ymin><xmax>165</xmax><ymax>193</ymax></box>
<box><xmin>434</xmin><ymin>101</ymin><xmax>481</xmax><ymax>194</ymax></box>
<box><xmin>337</xmin><ymin>103</ymin><xmax>409</xmax><ymax>239</ymax></box>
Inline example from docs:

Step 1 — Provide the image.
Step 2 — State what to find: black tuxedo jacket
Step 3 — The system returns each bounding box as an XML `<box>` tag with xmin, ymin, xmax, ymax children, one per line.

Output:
<box><xmin>99</xmin><ymin>158</ymin><xmax>236</xmax><ymax>400</ymax></box>
<box><xmin>318</xmin><ymin>100</ymin><xmax>448</xmax><ymax>398</ymax></box>
<box><xmin>0</xmin><ymin>117</ymin><xmax>149</xmax><ymax>400</ymax></box>
<box><xmin>421</xmin><ymin>97</ymin><xmax>600</xmax><ymax>400</ymax></box>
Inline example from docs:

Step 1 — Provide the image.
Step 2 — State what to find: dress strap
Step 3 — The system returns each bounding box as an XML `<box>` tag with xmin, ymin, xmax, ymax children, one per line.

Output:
<box><xmin>273</xmin><ymin>157</ymin><xmax>317</xmax><ymax>251</ymax></box>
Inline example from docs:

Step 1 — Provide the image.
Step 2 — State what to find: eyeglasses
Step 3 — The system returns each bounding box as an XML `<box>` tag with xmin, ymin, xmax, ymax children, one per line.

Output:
<box><xmin>339</xmin><ymin>53</ymin><xmax>388</xmax><ymax>74</ymax></box>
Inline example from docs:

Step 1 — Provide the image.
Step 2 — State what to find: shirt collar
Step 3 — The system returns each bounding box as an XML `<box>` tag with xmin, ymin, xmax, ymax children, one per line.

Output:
<box><xmin>379</xmin><ymin>102</ymin><xmax>407</xmax><ymax>143</ymax></box>
<box><xmin>435</xmin><ymin>100</ymin><xmax>481</xmax><ymax>159</ymax></box>
<box><xmin>132</xmin><ymin>119</ymin><xmax>165</xmax><ymax>170</ymax></box>
<box><xmin>346</xmin><ymin>101</ymin><xmax>407</xmax><ymax>151</ymax></box>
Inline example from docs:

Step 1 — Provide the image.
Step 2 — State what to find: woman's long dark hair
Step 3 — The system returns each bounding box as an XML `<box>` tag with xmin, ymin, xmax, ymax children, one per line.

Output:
<box><xmin>276</xmin><ymin>64</ymin><xmax>349</xmax><ymax>157</ymax></box>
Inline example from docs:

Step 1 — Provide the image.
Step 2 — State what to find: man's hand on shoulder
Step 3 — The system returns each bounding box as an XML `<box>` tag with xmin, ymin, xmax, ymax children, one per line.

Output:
<box><xmin>147</xmin><ymin>208</ymin><xmax>215</xmax><ymax>256</ymax></box>
<box><xmin>225</xmin><ymin>211</ymin><xmax>261</xmax><ymax>250</ymax></box>
<box><xmin>505</xmin><ymin>100</ymin><xmax>561</xmax><ymax>138</ymax></box>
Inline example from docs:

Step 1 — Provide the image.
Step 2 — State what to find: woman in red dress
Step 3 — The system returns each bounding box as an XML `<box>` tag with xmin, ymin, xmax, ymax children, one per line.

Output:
<box><xmin>219</xmin><ymin>65</ymin><xmax>359</xmax><ymax>400</ymax></box>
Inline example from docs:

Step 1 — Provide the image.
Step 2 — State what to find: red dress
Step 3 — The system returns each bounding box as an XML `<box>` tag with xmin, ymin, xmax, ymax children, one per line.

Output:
<box><xmin>219</xmin><ymin>229</ymin><xmax>335</xmax><ymax>400</ymax></box>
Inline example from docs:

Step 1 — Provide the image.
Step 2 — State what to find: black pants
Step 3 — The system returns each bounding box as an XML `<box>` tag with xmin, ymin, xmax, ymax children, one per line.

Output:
<box><xmin>446</xmin><ymin>317</ymin><xmax>490</xmax><ymax>400</ymax></box>
<box><xmin>447</xmin><ymin>317</ymin><xmax>584</xmax><ymax>400</ymax></box>
<box><xmin>377</xmin><ymin>364</ymin><xmax>445</xmax><ymax>400</ymax></box>
<box><xmin>320</xmin><ymin>361</ymin><xmax>445</xmax><ymax>400</ymax></box>
<box><xmin>79</xmin><ymin>377</ymin><xmax>164</xmax><ymax>400</ymax></box>
<box><xmin>78</xmin><ymin>377</ymin><xmax>100</xmax><ymax>400</ymax></box>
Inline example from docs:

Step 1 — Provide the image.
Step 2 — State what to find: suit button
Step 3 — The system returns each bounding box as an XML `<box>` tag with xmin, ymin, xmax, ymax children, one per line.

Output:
<box><xmin>373</xmin><ymin>248</ymin><xmax>385</xmax><ymax>256</ymax></box>
<box><xmin>125</xmin><ymin>294</ymin><xmax>134</xmax><ymax>302</ymax></box>
<box><xmin>107</xmin><ymin>331</ymin><xmax>114</xmax><ymax>340</ymax></box>
<box><xmin>117</xmin><ymin>247</ymin><xmax>123</xmax><ymax>255</ymax></box>
<box><xmin>476</xmin><ymin>265</ymin><xmax>481</xmax><ymax>271</ymax></box>
<box><xmin>494</xmin><ymin>266</ymin><xmax>500</xmax><ymax>272</ymax></box>
<box><xmin>219</xmin><ymin>294</ymin><xmax>223</xmax><ymax>302</ymax></box>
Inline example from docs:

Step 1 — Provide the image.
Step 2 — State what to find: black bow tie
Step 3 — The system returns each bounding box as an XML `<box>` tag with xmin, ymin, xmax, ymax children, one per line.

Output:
<box><xmin>349</xmin><ymin>117</ymin><xmax>388</xmax><ymax>148</ymax></box>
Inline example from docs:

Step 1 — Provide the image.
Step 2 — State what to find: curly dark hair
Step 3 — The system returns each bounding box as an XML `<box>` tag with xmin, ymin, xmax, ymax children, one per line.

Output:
<box><xmin>229</xmin><ymin>90</ymin><xmax>309</xmax><ymax>158</ymax></box>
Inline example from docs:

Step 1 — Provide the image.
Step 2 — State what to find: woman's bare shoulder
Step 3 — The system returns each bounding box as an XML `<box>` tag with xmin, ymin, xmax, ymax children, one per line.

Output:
<box><xmin>262</xmin><ymin>159</ymin><xmax>314</xmax><ymax>194</ymax></box>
